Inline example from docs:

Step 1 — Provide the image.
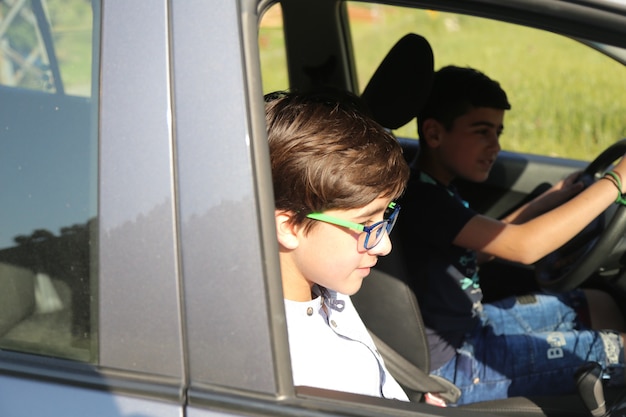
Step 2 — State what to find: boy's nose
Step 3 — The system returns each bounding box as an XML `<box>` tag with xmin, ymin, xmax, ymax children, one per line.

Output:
<box><xmin>488</xmin><ymin>136</ymin><xmax>501</xmax><ymax>152</ymax></box>
<box><xmin>368</xmin><ymin>230</ymin><xmax>392</xmax><ymax>256</ymax></box>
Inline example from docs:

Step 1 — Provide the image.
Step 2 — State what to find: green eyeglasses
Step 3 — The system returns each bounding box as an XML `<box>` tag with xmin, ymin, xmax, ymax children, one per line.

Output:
<box><xmin>306</xmin><ymin>202</ymin><xmax>401</xmax><ymax>250</ymax></box>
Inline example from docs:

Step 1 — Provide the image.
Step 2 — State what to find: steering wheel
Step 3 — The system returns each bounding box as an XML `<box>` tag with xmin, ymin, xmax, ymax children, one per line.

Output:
<box><xmin>535</xmin><ymin>138</ymin><xmax>626</xmax><ymax>292</ymax></box>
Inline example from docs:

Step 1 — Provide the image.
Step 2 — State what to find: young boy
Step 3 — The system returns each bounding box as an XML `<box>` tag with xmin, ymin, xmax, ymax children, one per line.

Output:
<box><xmin>265</xmin><ymin>91</ymin><xmax>410</xmax><ymax>401</ymax></box>
<box><xmin>400</xmin><ymin>65</ymin><xmax>626</xmax><ymax>404</ymax></box>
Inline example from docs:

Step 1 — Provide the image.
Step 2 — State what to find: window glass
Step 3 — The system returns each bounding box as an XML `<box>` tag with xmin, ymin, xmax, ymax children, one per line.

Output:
<box><xmin>0</xmin><ymin>0</ymin><xmax>98</xmax><ymax>362</ymax></box>
<box><xmin>347</xmin><ymin>3</ymin><xmax>626</xmax><ymax>160</ymax></box>
<box><xmin>259</xmin><ymin>3</ymin><xmax>289</xmax><ymax>94</ymax></box>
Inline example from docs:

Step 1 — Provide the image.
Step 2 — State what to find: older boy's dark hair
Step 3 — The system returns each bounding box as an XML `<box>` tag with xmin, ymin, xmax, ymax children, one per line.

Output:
<box><xmin>265</xmin><ymin>90</ymin><xmax>409</xmax><ymax>227</ymax></box>
<box><xmin>417</xmin><ymin>66</ymin><xmax>511</xmax><ymax>140</ymax></box>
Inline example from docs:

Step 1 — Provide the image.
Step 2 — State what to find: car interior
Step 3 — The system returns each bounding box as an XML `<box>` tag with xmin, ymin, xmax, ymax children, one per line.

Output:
<box><xmin>348</xmin><ymin>27</ymin><xmax>626</xmax><ymax>417</ymax></box>
<box><xmin>262</xmin><ymin>3</ymin><xmax>626</xmax><ymax>413</ymax></box>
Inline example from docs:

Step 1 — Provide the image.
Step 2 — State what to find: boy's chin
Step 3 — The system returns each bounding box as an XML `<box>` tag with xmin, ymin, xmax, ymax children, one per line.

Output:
<box><xmin>333</xmin><ymin>281</ymin><xmax>364</xmax><ymax>296</ymax></box>
<box><xmin>466</xmin><ymin>171</ymin><xmax>491</xmax><ymax>183</ymax></box>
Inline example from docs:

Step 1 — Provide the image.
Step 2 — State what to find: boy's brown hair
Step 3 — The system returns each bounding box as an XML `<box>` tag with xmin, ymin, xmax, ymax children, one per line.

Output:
<box><xmin>265</xmin><ymin>90</ymin><xmax>409</xmax><ymax>227</ymax></box>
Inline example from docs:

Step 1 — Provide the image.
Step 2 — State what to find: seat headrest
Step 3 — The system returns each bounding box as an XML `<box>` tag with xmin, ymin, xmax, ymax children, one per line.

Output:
<box><xmin>361</xmin><ymin>33</ymin><xmax>434</xmax><ymax>130</ymax></box>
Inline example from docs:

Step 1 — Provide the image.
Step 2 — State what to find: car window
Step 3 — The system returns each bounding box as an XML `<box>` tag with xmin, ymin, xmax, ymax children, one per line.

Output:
<box><xmin>347</xmin><ymin>3</ymin><xmax>626</xmax><ymax>161</ymax></box>
<box><xmin>0</xmin><ymin>0</ymin><xmax>98</xmax><ymax>362</ymax></box>
<box><xmin>259</xmin><ymin>3</ymin><xmax>289</xmax><ymax>93</ymax></box>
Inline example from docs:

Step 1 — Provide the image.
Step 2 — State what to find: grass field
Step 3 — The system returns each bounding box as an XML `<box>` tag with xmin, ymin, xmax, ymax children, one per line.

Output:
<box><xmin>260</xmin><ymin>4</ymin><xmax>626</xmax><ymax>161</ymax></box>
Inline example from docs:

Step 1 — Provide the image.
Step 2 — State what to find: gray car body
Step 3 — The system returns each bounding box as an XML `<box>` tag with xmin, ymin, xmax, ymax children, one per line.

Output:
<box><xmin>1</xmin><ymin>0</ymin><xmax>626</xmax><ymax>416</ymax></box>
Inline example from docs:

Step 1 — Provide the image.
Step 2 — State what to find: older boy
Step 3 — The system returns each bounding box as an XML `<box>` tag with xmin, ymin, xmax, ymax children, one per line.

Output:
<box><xmin>400</xmin><ymin>66</ymin><xmax>626</xmax><ymax>404</ymax></box>
<box><xmin>265</xmin><ymin>91</ymin><xmax>410</xmax><ymax>400</ymax></box>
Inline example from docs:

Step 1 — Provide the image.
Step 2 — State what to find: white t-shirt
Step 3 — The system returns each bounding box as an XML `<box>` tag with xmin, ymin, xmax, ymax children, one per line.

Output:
<box><xmin>284</xmin><ymin>287</ymin><xmax>409</xmax><ymax>401</ymax></box>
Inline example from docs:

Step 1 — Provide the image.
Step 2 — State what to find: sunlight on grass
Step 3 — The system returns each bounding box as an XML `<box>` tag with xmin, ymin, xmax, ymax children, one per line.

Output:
<box><xmin>260</xmin><ymin>4</ymin><xmax>626</xmax><ymax>161</ymax></box>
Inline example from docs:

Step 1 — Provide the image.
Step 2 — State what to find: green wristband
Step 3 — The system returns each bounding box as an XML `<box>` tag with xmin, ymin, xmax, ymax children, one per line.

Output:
<box><xmin>604</xmin><ymin>171</ymin><xmax>626</xmax><ymax>205</ymax></box>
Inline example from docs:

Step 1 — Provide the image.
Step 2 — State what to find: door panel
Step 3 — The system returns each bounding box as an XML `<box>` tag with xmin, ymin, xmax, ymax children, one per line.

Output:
<box><xmin>0</xmin><ymin>374</ymin><xmax>182</xmax><ymax>417</ymax></box>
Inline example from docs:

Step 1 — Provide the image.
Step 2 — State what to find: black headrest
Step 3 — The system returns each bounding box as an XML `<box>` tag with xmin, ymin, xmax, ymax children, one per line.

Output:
<box><xmin>361</xmin><ymin>33</ymin><xmax>434</xmax><ymax>130</ymax></box>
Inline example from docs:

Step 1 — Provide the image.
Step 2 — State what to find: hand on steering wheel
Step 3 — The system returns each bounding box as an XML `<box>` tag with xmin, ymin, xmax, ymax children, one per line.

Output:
<box><xmin>535</xmin><ymin>139</ymin><xmax>626</xmax><ymax>292</ymax></box>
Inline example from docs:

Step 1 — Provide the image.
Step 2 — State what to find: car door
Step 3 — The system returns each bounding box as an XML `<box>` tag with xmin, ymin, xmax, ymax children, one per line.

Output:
<box><xmin>0</xmin><ymin>1</ymin><xmax>294</xmax><ymax>416</ymax></box>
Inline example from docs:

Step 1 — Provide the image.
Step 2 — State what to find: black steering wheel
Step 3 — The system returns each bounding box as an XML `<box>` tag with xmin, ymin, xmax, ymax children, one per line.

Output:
<box><xmin>535</xmin><ymin>139</ymin><xmax>626</xmax><ymax>292</ymax></box>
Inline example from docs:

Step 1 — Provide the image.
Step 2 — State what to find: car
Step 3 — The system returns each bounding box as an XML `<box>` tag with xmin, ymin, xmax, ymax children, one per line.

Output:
<box><xmin>1</xmin><ymin>0</ymin><xmax>626</xmax><ymax>416</ymax></box>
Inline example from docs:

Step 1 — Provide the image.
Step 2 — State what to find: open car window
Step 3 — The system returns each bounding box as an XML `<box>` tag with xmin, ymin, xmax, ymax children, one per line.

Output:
<box><xmin>347</xmin><ymin>3</ymin><xmax>626</xmax><ymax>161</ymax></box>
<box><xmin>259</xmin><ymin>3</ymin><xmax>288</xmax><ymax>93</ymax></box>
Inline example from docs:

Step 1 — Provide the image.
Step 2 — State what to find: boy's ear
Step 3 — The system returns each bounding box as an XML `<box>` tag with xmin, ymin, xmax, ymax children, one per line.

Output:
<box><xmin>422</xmin><ymin>118</ymin><xmax>442</xmax><ymax>148</ymax></box>
<box><xmin>275</xmin><ymin>210</ymin><xmax>300</xmax><ymax>250</ymax></box>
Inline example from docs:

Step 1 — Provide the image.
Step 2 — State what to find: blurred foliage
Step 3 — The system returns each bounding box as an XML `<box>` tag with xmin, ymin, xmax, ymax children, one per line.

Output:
<box><xmin>0</xmin><ymin>0</ymin><xmax>92</xmax><ymax>95</ymax></box>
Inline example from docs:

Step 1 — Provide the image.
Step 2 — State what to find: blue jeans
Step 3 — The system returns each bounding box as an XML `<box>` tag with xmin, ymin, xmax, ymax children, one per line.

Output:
<box><xmin>431</xmin><ymin>290</ymin><xmax>625</xmax><ymax>405</ymax></box>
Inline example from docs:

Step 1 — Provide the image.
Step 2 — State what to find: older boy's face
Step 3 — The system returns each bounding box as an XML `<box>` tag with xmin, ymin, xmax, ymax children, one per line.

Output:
<box><xmin>435</xmin><ymin>107</ymin><xmax>504</xmax><ymax>184</ymax></box>
<box><xmin>293</xmin><ymin>196</ymin><xmax>393</xmax><ymax>297</ymax></box>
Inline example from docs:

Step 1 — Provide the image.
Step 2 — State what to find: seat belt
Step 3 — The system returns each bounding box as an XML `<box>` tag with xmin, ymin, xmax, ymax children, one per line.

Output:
<box><xmin>369</xmin><ymin>331</ymin><xmax>461</xmax><ymax>404</ymax></box>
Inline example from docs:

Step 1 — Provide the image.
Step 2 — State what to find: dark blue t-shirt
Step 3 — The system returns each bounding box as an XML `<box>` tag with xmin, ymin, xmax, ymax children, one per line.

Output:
<box><xmin>398</xmin><ymin>171</ymin><xmax>483</xmax><ymax>370</ymax></box>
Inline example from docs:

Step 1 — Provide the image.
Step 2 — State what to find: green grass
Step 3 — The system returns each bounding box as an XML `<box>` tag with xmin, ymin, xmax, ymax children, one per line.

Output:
<box><xmin>260</xmin><ymin>5</ymin><xmax>626</xmax><ymax>161</ymax></box>
<box><xmin>49</xmin><ymin>0</ymin><xmax>93</xmax><ymax>96</ymax></box>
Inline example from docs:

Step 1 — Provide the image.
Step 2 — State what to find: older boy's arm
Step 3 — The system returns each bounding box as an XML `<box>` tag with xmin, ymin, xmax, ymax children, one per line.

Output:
<box><xmin>453</xmin><ymin>162</ymin><xmax>626</xmax><ymax>264</ymax></box>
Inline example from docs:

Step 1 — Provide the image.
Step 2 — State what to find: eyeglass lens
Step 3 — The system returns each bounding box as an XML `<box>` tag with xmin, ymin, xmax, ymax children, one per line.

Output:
<box><xmin>362</xmin><ymin>211</ymin><xmax>399</xmax><ymax>250</ymax></box>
